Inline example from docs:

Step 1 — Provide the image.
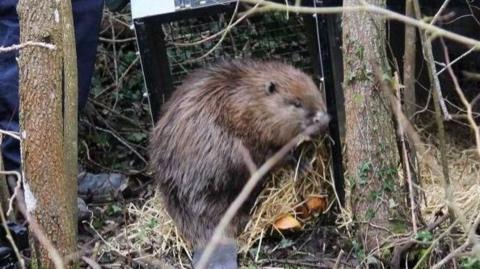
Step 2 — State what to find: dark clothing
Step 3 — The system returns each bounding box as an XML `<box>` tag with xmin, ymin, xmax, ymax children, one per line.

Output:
<box><xmin>0</xmin><ymin>0</ymin><xmax>103</xmax><ymax>171</ymax></box>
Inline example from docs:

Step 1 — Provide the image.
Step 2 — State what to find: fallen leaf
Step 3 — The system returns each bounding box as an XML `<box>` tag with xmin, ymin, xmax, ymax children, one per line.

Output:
<box><xmin>295</xmin><ymin>204</ymin><xmax>309</xmax><ymax>219</ymax></box>
<box><xmin>273</xmin><ymin>214</ymin><xmax>302</xmax><ymax>230</ymax></box>
<box><xmin>305</xmin><ymin>196</ymin><xmax>327</xmax><ymax>213</ymax></box>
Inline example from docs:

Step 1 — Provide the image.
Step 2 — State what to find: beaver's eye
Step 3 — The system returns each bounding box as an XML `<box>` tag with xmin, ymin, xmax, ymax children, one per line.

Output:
<box><xmin>265</xmin><ymin>81</ymin><xmax>277</xmax><ymax>95</ymax></box>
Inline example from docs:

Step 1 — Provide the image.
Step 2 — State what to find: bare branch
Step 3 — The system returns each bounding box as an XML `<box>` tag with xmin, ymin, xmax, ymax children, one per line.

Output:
<box><xmin>431</xmin><ymin>240</ymin><xmax>469</xmax><ymax>269</ymax></box>
<box><xmin>0</xmin><ymin>201</ymin><xmax>26</xmax><ymax>269</ymax></box>
<box><xmin>182</xmin><ymin>0</ymin><xmax>245</xmax><ymax>64</ymax></box>
<box><xmin>462</xmin><ymin>71</ymin><xmax>480</xmax><ymax>81</ymax></box>
<box><xmin>440</xmin><ymin>38</ymin><xmax>480</xmax><ymax>161</ymax></box>
<box><xmin>87</xmin><ymin>124</ymin><xmax>147</xmax><ymax>164</ymax></box>
<box><xmin>429</xmin><ymin>0</ymin><xmax>451</xmax><ymax>25</ymax></box>
<box><xmin>240</xmin><ymin>0</ymin><xmax>480</xmax><ymax>49</ymax></box>
<box><xmin>412</xmin><ymin>0</ymin><xmax>452</xmax><ymax>120</ymax></box>
<box><xmin>436</xmin><ymin>46</ymin><xmax>476</xmax><ymax>76</ymax></box>
<box><xmin>0</xmin><ymin>129</ymin><xmax>21</xmax><ymax>141</ymax></box>
<box><xmin>393</xmin><ymin>73</ymin><xmax>418</xmax><ymax>233</ymax></box>
<box><xmin>0</xmin><ymin>170</ymin><xmax>23</xmax><ymax>216</ymax></box>
<box><xmin>431</xmin><ymin>212</ymin><xmax>480</xmax><ymax>269</ymax></box>
<box><xmin>0</xmin><ymin>41</ymin><xmax>56</xmax><ymax>53</ymax></box>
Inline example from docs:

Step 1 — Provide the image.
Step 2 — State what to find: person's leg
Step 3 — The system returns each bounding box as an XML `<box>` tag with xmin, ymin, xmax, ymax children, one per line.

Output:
<box><xmin>0</xmin><ymin>0</ymin><xmax>20</xmax><ymax>172</ymax></box>
<box><xmin>0</xmin><ymin>4</ymin><xmax>24</xmax><ymax>264</ymax></box>
<box><xmin>71</xmin><ymin>0</ymin><xmax>130</xmax><ymax>203</ymax></box>
<box><xmin>73</xmin><ymin>0</ymin><xmax>104</xmax><ymax>109</ymax></box>
<box><xmin>0</xmin><ymin>0</ymin><xmax>104</xmax><ymax>172</ymax></box>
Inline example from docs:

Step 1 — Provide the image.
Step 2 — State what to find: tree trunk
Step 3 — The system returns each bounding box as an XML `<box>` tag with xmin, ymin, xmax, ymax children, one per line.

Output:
<box><xmin>62</xmin><ymin>0</ymin><xmax>79</xmax><ymax>234</ymax></box>
<box><xmin>403</xmin><ymin>0</ymin><xmax>417</xmax><ymax>119</ymax></box>
<box><xmin>17</xmin><ymin>0</ymin><xmax>77</xmax><ymax>267</ymax></box>
<box><xmin>342</xmin><ymin>0</ymin><xmax>409</xmax><ymax>253</ymax></box>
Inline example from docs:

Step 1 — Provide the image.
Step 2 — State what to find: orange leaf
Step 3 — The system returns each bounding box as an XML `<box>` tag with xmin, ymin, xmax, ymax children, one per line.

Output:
<box><xmin>295</xmin><ymin>204</ymin><xmax>309</xmax><ymax>219</ymax></box>
<box><xmin>305</xmin><ymin>196</ymin><xmax>327</xmax><ymax>213</ymax></box>
<box><xmin>273</xmin><ymin>215</ymin><xmax>302</xmax><ymax>230</ymax></box>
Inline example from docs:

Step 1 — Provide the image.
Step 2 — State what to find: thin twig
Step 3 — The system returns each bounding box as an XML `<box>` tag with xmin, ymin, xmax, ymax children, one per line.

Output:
<box><xmin>237</xmin><ymin>139</ymin><xmax>258</xmax><ymax>174</ymax></box>
<box><xmin>240</xmin><ymin>0</ymin><xmax>480</xmax><ymax>49</ymax></box>
<box><xmin>82</xmin><ymin>256</ymin><xmax>102</xmax><ymax>269</ymax></box>
<box><xmin>333</xmin><ymin>249</ymin><xmax>344</xmax><ymax>269</ymax></box>
<box><xmin>0</xmin><ymin>41</ymin><xmax>56</xmax><ymax>53</ymax></box>
<box><xmin>390</xmin><ymin>213</ymin><xmax>449</xmax><ymax>269</ymax></box>
<box><xmin>0</xmin><ymin>201</ymin><xmax>26</xmax><ymax>269</ymax></box>
<box><xmin>412</xmin><ymin>1</ymin><xmax>452</xmax><ymax>120</ymax></box>
<box><xmin>89</xmin><ymin>98</ymin><xmax>143</xmax><ymax>127</ymax></box>
<box><xmin>93</xmin><ymin>56</ymin><xmax>140</xmax><ymax>98</ymax></box>
<box><xmin>462</xmin><ymin>71</ymin><xmax>480</xmax><ymax>81</ymax></box>
<box><xmin>0</xmin><ymin>170</ymin><xmax>23</xmax><ymax>216</ymax></box>
<box><xmin>394</xmin><ymin>73</ymin><xmax>417</xmax><ymax>233</ymax></box>
<box><xmin>195</xmin><ymin>124</ymin><xmax>324</xmax><ymax>269</ymax></box>
<box><xmin>440</xmin><ymin>38</ymin><xmax>480</xmax><ymax>159</ymax></box>
<box><xmin>182</xmin><ymin>0</ymin><xmax>245</xmax><ymax>64</ymax></box>
<box><xmin>431</xmin><ymin>240</ymin><xmax>469</xmax><ymax>269</ymax></box>
<box><xmin>413</xmin><ymin>0</ymin><xmax>456</xmax><ymax>225</ymax></box>
<box><xmin>89</xmin><ymin>124</ymin><xmax>147</xmax><ymax>164</ymax></box>
<box><xmin>373</xmin><ymin>65</ymin><xmax>443</xmax><ymax>178</ymax></box>
<box><xmin>173</xmin><ymin>0</ymin><xmax>259</xmax><ymax>47</ymax></box>
<box><xmin>99</xmin><ymin>37</ymin><xmax>136</xmax><ymax>43</ymax></box>
<box><xmin>429</xmin><ymin>0</ymin><xmax>451</xmax><ymax>25</ymax></box>
<box><xmin>431</xmin><ymin>211</ymin><xmax>480</xmax><ymax>269</ymax></box>
<box><xmin>109</xmin><ymin>11</ymin><xmax>120</xmax><ymax>111</ymax></box>
<box><xmin>413</xmin><ymin>218</ymin><xmax>460</xmax><ymax>269</ymax></box>
<box><xmin>0</xmin><ymin>129</ymin><xmax>21</xmax><ymax>141</ymax></box>
<box><xmin>436</xmin><ymin>46</ymin><xmax>475</xmax><ymax>76</ymax></box>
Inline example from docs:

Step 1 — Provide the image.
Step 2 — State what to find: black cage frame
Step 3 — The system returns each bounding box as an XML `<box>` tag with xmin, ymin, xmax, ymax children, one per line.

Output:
<box><xmin>133</xmin><ymin>0</ymin><xmax>346</xmax><ymax>206</ymax></box>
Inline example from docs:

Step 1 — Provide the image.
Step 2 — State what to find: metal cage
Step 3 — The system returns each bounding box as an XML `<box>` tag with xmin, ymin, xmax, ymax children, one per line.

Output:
<box><xmin>131</xmin><ymin>0</ymin><xmax>345</xmax><ymax>205</ymax></box>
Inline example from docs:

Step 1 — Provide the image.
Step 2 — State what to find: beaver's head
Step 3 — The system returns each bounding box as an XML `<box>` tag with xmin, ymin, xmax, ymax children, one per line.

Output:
<box><xmin>226</xmin><ymin>60</ymin><xmax>330</xmax><ymax>146</ymax></box>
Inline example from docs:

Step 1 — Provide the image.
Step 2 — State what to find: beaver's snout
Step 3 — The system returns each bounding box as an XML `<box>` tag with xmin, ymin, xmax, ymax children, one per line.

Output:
<box><xmin>306</xmin><ymin>111</ymin><xmax>330</xmax><ymax>127</ymax></box>
<box><xmin>301</xmin><ymin>111</ymin><xmax>330</xmax><ymax>135</ymax></box>
<box><xmin>313</xmin><ymin>111</ymin><xmax>330</xmax><ymax>127</ymax></box>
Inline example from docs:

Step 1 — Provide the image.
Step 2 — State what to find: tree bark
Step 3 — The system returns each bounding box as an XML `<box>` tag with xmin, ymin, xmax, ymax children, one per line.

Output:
<box><xmin>342</xmin><ymin>0</ymin><xmax>408</xmax><ymax>253</ymax></box>
<box><xmin>17</xmin><ymin>0</ymin><xmax>76</xmax><ymax>267</ymax></box>
<box><xmin>403</xmin><ymin>0</ymin><xmax>417</xmax><ymax>118</ymax></box>
<box><xmin>62</xmin><ymin>0</ymin><xmax>79</xmax><ymax>234</ymax></box>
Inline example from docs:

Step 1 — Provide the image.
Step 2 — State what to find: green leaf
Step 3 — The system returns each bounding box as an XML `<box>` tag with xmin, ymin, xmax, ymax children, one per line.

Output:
<box><xmin>415</xmin><ymin>231</ymin><xmax>433</xmax><ymax>243</ymax></box>
<box><xmin>107</xmin><ymin>204</ymin><xmax>123</xmax><ymax>216</ymax></box>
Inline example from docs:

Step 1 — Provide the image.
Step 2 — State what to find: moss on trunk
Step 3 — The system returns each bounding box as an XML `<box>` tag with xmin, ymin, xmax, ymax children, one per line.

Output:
<box><xmin>342</xmin><ymin>0</ymin><xmax>410</xmax><ymax>254</ymax></box>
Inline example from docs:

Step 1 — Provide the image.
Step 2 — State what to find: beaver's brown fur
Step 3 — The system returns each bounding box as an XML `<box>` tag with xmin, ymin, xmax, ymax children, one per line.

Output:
<box><xmin>149</xmin><ymin>59</ymin><xmax>329</xmax><ymax>254</ymax></box>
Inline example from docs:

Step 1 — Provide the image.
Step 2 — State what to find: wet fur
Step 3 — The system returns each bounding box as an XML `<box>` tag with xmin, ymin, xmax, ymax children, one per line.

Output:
<box><xmin>149</xmin><ymin>59</ymin><xmax>327</xmax><ymax>248</ymax></box>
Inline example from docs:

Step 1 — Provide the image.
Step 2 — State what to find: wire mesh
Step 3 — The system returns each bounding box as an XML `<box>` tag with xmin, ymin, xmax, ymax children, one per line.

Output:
<box><xmin>162</xmin><ymin>11</ymin><xmax>313</xmax><ymax>86</ymax></box>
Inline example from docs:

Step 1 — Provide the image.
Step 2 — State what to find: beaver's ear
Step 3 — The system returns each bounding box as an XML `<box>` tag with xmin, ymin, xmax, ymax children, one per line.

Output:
<box><xmin>265</xmin><ymin>81</ymin><xmax>277</xmax><ymax>95</ymax></box>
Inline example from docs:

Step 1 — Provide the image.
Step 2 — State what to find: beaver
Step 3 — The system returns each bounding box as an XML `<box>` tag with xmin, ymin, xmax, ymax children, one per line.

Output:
<box><xmin>149</xmin><ymin>59</ymin><xmax>330</xmax><ymax>269</ymax></box>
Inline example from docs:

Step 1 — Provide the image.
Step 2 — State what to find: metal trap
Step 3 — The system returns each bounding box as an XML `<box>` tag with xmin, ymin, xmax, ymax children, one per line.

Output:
<box><xmin>131</xmin><ymin>0</ymin><xmax>345</xmax><ymax>205</ymax></box>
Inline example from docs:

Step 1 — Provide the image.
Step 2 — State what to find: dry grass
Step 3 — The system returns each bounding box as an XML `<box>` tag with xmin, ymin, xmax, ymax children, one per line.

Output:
<box><xmin>99</xmin><ymin>132</ymin><xmax>480</xmax><ymax>266</ymax></box>
<box><xmin>101</xmin><ymin>138</ymin><xmax>332</xmax><ymax>265</ymax></box>
<box><xmin>420</xmin><ymin>137</ymin><xmax>480</xmax><ymax>226</ymax></box>
<box><xmin>237</xmin><ymin>140</ymin><xmax>332</xmax><ymax>254</ymax></box>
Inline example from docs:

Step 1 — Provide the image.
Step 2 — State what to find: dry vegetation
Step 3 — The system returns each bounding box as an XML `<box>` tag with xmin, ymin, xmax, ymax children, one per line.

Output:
<box><xmin>0</xmin><ymin>0</ymin><xmax>479</xmax><ymax>268</ymax></box>
<box><xmin>81</xmin><ymin>2</ymin><xmax>480</xmax><ymax>268</ymax></box>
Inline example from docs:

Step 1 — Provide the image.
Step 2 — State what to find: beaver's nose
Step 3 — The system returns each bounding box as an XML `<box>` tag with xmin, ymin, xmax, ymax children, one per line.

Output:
<box><xmin>313</xmin><ymin>111</ymin><xmax>330</xmax><ymax>126</ymax></box>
